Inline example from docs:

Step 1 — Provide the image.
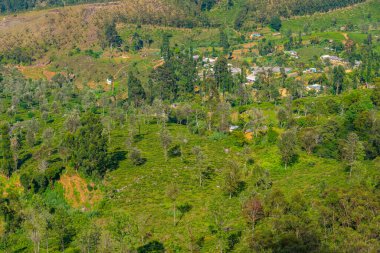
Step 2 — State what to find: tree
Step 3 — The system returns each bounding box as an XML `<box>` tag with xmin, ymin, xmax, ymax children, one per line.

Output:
<box><xmin>243</xmin><ymin>196</ymin><xmax>264</xmax><ymax>236</ymax></box>
<box><xmin>129</xmin><ymin>147</ymin><xmax>145</xmax><ymax>166</ymax></box>
<box><xmin>219</xmin><ymin>29</ymin><xmax>230</xmax><ymax>54</ymax></box>
<box><xmin>215</xmin><ymin>101</ymin><xmax>231</xmax><ymax>133</ymax></box>
<box><xmin>270</xmin><ymin>16</ymin><xmax>282</xmax><ymax>31</ymax></box>
<box><xmin>160</xmin><ymin>126</ymin><xmax>172</xmax><ymax>162</ymax></box>
<box><xmin>161</xmin><ymin>33</ymin><xmax>171</xmax><ymax>61</ymax></box>
<box><xmin>214</xmin><ymin>56</ymin><xmax>232</xmax><ymax>94</ymax></box>
<box><xmin>63</xmin><ymin>112</ymin><xmax>109</xmax><ymax>177</ymax></box>
<box><xmin>10</xmin><ymin>136</ymin><xmax>19</xmax><ymax>172</ymax></box>
<box><xmin>131</xmin><ymin>32</ymin><xmax>144</xmax><ymax>51</ymax></box>
<box><xmin>224</xmin><ymin>160</ymin><xmax>242</xmax><ymax>198</ymax></box>
<box><xmin>332</xmin><ymin>66</ymin><xmax>345</xmax><ymax>95</ymax></box>
<box><xmin>52</xmin><ymin>208</ymin><xmax>75</xmax><ymax>252</ymax></box>
<box><xmin>78</xmin><ymin>223</ymin><xmax>101</xmax><ymax>253</ymax></box>
<box><xmin>299</xmin><ymin>128</ymin><xmax>319</xmax><ymax>155</ymax></box>
<box><xmin>64</xmin><ymin>110</ymin><xmax>81</xmax><ymax>133</ymax></box>
<box><xmin>127</xmin><ymin>72</ymin><xmax>146</xmax><ymax>106</ymax></box>
<box><xmin>102</xmin><ymin>20</ymin><xmax>122</xmax><ymax>49</ymax></box>
<box><xmin>340</xmin><ymin>132</ymin><xmax>364</xmax><ymax>177</ymax></box>
<box><xmin>110</xmin><ymin>212</ymin><xmax>139</xmax><ymax>252</ymax></box>
<box><xmin>192</xmin><ymin>146</ymin><xmax>205</xmax><ymax>186</ymax></box>
<box><xmin>244</xmin><ymin>109</ymin><xmax>266</xmax><ymax>137</ymax></box>
<box><xmin>166</xmin><ymin>183</ymin><xmax>179</xmax><ymax>226</ymax></box>
<box><xmin>278</xmin><ymin>129</ymin><xmax>298</xmax><ymax>169</ymax></box>
<box><xmin>23</xmin><ymin>207</ymin><xmax>48</xmax><ymax>253</ymax></box>
<box><xmin>0</xmin><ymin>123</ymin><xmax>13</xmax><ymax>178</ymax></box>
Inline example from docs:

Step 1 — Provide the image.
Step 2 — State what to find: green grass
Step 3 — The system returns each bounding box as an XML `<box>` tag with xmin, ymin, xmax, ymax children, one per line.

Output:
<box><xmin>348</xmin><ymin>32</ymin><xmax>369</xmax><ymax>43</ymax></box>
<box><xmin>296</xmin><ymin>46</ymin><xmax>329</xmax><ymax>62</ymax></box>
<box><xmin>282</xmin><ymin>0</ymin><xmax>380</xmax><ymax>32</ymax></box>
<box><xmin>94</xmin><ymin>102</ymin><xmax>373</xmax><ymax>250</ymax></box>
<box><xmin>119</xmin><ymin>25</ymin><xmax>221</xmax><ymax>49</ymax></box>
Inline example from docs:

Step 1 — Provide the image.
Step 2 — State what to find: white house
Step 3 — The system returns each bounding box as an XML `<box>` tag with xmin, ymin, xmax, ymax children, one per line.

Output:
<box><xmin>246</xmin><ymin>74</ymin><xmax>257</xmax><ymax>83</ymax></box>
<box><xmin>306</xmin><ymin>84</ymin><xmax>323</xmax><ymax>92</ymax></box>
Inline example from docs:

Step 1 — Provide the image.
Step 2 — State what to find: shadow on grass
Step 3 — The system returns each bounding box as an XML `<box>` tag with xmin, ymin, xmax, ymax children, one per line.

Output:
<box><xmin>176</xmin><ymin>203</ymin><xmax>193</xmax><ymax>225</ymax></box>
<box><xmin>137</xmin><ymin>240</ymin><xmax>165</xmax><ymax>253</ymax></box>
<box><xmin>108</xmin><ymin>150</ymin><xmax>127</xmax><ymax>171</ymax></box>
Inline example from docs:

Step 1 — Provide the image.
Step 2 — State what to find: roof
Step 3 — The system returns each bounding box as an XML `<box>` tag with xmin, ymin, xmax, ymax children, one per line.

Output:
<box><xmin>229</xmin><ymin>125</ymin><xmax>239</xmax><ymax>131</ymax></box>
<box><xmin>230</xmin><ymin>67</ymin><xmax>242</xmax><ymax>75</ymax></box>
<box><xmin>246</xmin><ymin>74</ymin><xmax>257</xmax><ymax>82</ymax></box>
<box><xmin>252</xmin><ymin>66</ymin><xmax>292</xmax><ymax>74</ymax></box>
<box><xmin>306</xmin><ymin>84</ymin><xmax>322</xmax><ymax>91</ymax></box>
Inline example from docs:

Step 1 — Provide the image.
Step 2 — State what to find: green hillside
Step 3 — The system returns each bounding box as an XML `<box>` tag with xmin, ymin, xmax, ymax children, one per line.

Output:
<box><xmin>0</xmin><ymin>0</ymin><xmax>379</xmax><ymax>252</ymax></box>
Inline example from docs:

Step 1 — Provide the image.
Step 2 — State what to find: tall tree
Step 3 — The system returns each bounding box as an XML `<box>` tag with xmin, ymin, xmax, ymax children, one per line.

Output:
<box><xmin>0</xmin><ymin>123</ymin><xmax>13</xmax><ymax>178</ymax></box>
<box><xmin>160</xmin><ymin>126</ymin><xmax>172</xmax><ymax>162</ymax></box>
<box><xmin>127</xmin><ymin>71</ymin><xmax>146</xmax><ymax>106</ymax></box>
<box><xmin>192</xmin><ymin>146</ymin><xmax>205</xmax><ymax>186</ymax></box>
<box><xmin>166</xmin><ymin>183</ymin><xmax>180</xmax><ymax>226</ymax></box>
<box><xmin>223</xmin><ymin>160</ymin><xmax>242</xmax><ymax>198</ymax></box>
<box><xmin>214</xmin><ymin>57</ymin><xmax>232</xmax><ymax>94</ymax></box>
<box><xmin>332</xmin><ymin>66</ymin><xmax>345</xmax><ymax>95</ymax></box>
<box><xmin>219</xmin><ymin>29</ymin><xmax>230</xmax><ymax>54</ymax></box>
<box><xmin>278</xmin><ymin>129</ymin><xmax>298</xmax><ymax>169</ymax></box>
<box><xmin>243</xmin><ymin>196</ymin><xmax>264</xmax><ymax>237</ymax></box>
<box><xmin>340</xmin><ymin>132</ymin><xmax>364</xmax><ymax>177</ymax></box>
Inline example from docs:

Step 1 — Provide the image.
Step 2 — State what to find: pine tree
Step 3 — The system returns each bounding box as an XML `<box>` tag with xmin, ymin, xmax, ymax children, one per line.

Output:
<box><xmin>214</xmin><ymin>56</ymin><xmax>231</xmax><ymax>94</ymax></box>
<box><xmin>219</xmin><ymin>29</ymin><xmax>230</xmax><ymax>54</ymax></box>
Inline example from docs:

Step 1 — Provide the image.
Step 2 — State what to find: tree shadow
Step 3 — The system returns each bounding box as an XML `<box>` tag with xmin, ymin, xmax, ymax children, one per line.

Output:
<box><xmin>134</xmin><ymin>134</ymin><xmax>145</xmax><ymax>143</ymax></box>
<box><xmin>227</xmin><ymin>231</ymin><xmax>242</xmax><ymax>251</ymax></box>
<box><xmin>108</xmin><ymin>150</ymin><xmax>127</xmax><ymax>171</ymax></box>
<box><xmin>137</xmin><ymin>240</ymin><xmax>165</xmax><ymax>253</ymax></box>
<box><xmin>176</xmin><ymin>203</ymin><xmax>192</xmax><ymax>225</ymax></box>
<box><xmin>17</xmin><ymin>153</ymin><xmax>32</xmax><ymax>169</ymax></box>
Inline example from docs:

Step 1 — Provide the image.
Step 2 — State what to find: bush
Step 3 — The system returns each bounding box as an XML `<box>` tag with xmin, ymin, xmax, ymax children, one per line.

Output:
<box><xmin>129</xmin><ymin>147</ymin><xmax>146</xmax><ymax>166</ymax></box>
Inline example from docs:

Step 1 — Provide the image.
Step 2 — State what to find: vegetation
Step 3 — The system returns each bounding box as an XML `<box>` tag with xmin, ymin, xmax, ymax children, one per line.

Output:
<box><xmin>0</xmin><ymin>0</ymin><xmax>379</xmax><ymax>252</ymax></box>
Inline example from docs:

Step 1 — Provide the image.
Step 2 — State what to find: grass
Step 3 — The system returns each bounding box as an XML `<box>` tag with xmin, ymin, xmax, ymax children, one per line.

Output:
<box><xmin>348</xmin><ymin>32</ymin><xmax>369</xmax><ymax>43</ymax></box>
<box><xmin>92</xmin><ymin>103</ymin><xmax>372</xmax><ymax>250</ymax></box>
<box><xmin>282</xmin><ymin>0</ymin><xmax>380</xmax><ymax>32</ymax></box>
<box><xmin>296</xmin><ymin>46</ymin><xmax>329</xmax><ymax>62</ymax></box>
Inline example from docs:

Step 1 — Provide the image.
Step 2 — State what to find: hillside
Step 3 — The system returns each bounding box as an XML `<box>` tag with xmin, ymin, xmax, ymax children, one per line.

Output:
<box><xmin>0</xmin><ymin>0</ymin><xmax>379</xmax><ymax>252</ymax></box>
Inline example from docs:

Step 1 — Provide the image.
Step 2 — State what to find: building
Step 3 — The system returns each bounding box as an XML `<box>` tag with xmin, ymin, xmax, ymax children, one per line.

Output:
<box><xmin>284</xmin><ymin>50</ymin><xmax>299</xmax><ymax>59</ymax></box>
<box><xmin>321</xmin><ymin>55</ymin><xmax>347</xmax><ymax>65</ymax></box>
<box><xmin>303</xmin><ymin>68</ymin><xmax>317</xmax><ymax>74</ymax></box>
<box><xmin>251</xmin><ymin>67</ymin><xmax>292</xmax><ymax>75</ymax></box>
<box><xmin>230</xmin><ymin>67</ymin><xmax>242</xmax><ymax>76</ymax></box>
<box><xmin>306</xmin><ymin>84</ymin><xmax>323</xmax><ymax>92</ymax></box>
<box><xmin>202</xmin><ymin>57</ymin><xmax>218</xmax><ymax>65</ymax></box>
<box><xmin>246</xmin><ymin>74</ymin><xmax>257</xmax><ymax>83</ymax></box>
<box><xmin>193</xmin><ymin>55</ymin><xmax>200</xmax><ymax>61</ymax></box>
<box><xmin>229</xmin><ymin>125</ymin><xmax>239</xmax><ymax>132</ymax></box>
<box><xmin>250</xmin><ymin>33</ymin><xmax>262</xmax><ymax>39</ymax></box>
